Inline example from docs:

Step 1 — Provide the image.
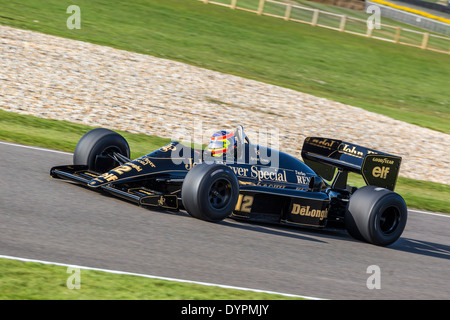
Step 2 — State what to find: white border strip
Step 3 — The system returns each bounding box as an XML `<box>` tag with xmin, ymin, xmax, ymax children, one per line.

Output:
<box><xmin>0</xmin><ymin>254</ymin><xmax>322</xmax><ymax>300</ymax></box>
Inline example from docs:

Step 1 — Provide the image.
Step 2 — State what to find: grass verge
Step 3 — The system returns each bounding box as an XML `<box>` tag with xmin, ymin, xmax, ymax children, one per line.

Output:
<box><xmin>0</xmin><ymin>0</ymin><xmax>449</xmax><ymax>133</ymax></box>
<box><xmin>0</xmin><ymin>258</ymin><xmax>302</xmax><ymax>300</ymax></box>
<box><xmin>1</xmin><ymin>109</ymin><xmax>449</xmax><ymax>214</ymax></box>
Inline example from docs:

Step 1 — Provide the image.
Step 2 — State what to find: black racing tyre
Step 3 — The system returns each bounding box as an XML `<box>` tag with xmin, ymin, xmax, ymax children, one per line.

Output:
<box><xmin>345</xmin><ymin>186</ymin><xmax>407</xmax><ymax>246</ymax></box>
<box><xmin>181</xmin><ymin>163</ymin><xmax>239</xmax><ymax>222</ymax></box>
<box><xmin>73</xmin><ymin>128</ymin><xmax>130</xmax><ymax>173</ymax></box>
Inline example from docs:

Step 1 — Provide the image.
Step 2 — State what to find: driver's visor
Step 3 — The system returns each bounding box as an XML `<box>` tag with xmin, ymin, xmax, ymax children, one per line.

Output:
<box><xmin>207</xmin><ymin>140</ymin><xmax>228</xmax><ymax>149</ymax></box>
<box><xmin>206</xmin><ymin>138</ymin><xmax>232</xmax><ymax>157</ymax></box>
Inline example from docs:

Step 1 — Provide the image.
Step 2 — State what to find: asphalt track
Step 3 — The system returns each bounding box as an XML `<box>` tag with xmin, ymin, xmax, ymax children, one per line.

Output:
<box><xmin>0</xmin><ymin>141</ymin><xmax>449</xmax><ymax>300</ymax></box>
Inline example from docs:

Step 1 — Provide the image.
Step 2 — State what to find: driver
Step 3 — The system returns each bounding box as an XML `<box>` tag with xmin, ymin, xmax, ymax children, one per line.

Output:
<box><xmin>206</xmin><ymin>130</ymin><xmax>236</xmax><ymax>158</ymax></box>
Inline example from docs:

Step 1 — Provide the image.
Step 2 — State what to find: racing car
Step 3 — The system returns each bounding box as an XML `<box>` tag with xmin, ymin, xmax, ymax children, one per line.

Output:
<box><xmin>50</xmin><ymin>126</ymin><xmax>407</xmax><ymax>246</ymax></box>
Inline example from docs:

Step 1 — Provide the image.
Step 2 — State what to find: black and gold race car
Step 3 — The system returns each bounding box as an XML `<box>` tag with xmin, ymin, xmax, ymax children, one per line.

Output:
<box><xmin>50</xmin><ymin>126</ymin><xmax>407</xmax><ymax>246</ymax></box>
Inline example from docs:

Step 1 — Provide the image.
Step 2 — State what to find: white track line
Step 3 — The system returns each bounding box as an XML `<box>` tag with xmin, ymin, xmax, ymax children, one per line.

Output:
<box><xmin>0</xmin><ymin>141</ymin><xmax>73</xmax><ymax>155</ymax></box>
<box><xmin>408</xmin><ymin>209</ymin><xmax>449</xmax><ymax>218</ymax></box>
<box><xmin>0</xmin><ymin>254</ymin><xmax>321</xmax><ymax>300</ymax></box>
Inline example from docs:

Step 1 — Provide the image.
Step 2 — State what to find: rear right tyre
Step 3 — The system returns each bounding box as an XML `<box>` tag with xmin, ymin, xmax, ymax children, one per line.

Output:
<box><xmin>345</xmin><ymin>186</ymin><xmax>407</xmax><ymax>246</ymax></box>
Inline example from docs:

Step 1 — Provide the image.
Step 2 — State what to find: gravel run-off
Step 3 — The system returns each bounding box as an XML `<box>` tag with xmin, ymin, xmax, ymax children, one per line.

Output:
<box><xmin>0</xmin><ymin>25</ymin><xmax>449</xmax><ymax>185</ymax></box>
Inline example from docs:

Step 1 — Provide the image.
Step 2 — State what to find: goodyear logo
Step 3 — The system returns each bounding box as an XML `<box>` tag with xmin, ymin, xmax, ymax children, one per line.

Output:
<box><xmin>291</xmin><ymin>204</ymin><xmax>328</xmax><ymax>221</ymax></box>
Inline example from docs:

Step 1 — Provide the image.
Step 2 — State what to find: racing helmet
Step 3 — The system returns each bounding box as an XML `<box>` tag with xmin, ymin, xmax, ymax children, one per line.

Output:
<box><xmin>206</xmin><ymin>130</ymin><xmax>236</xmax><ymax>157</ymax></box>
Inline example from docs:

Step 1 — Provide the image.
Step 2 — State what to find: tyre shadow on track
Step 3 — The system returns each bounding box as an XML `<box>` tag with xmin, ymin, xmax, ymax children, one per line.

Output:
<box><xmin>389</xmin><ymin>238</ymin><xmax>450</xmax><ymax>260</ymax></box>
<box><xmin>146</xmin><ymin>205</ymin><xmax>361</xmax><ymax>245</ymax></box>
<box><xmin>216</xmin><ymin>217</ymin><xmax>357</xmax><ymax>245</ymax></box>
<box><xmin>135</xmin><ymin>204</ymin><xmax>450</xmax><ymax>257</ymax></box>
<box><xmin>168</xmin><ymin>209</ymin><xmax>450</xmax><ymax>256</ymax></box>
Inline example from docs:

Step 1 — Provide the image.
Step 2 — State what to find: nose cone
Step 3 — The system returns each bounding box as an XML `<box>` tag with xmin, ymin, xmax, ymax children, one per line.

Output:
<box><xmin>88</xmin><ymin>176</ymin><xmax>111</xmax><ymax>187</ymax></box>
<box><xmin>88</xmin><ymin>170</ymin><xmax>120</xmax><ymax>187</ymax></box>
<box><xmin>87</xmin><ymin>160</ymin><xmax>145</xmax><ymax>187</ymax></box>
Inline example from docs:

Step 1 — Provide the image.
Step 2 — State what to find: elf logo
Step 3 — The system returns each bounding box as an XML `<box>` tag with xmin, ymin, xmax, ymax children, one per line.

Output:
<box><xmin>372</xmin><ymin>166</ymin><xmax>390</xmax><ymax>179</ymax></box>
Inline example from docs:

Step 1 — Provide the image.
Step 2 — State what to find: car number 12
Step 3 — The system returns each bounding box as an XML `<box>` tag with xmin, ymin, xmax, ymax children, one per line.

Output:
<box><xmin>235</xmin><ymin>194</ymin><xmax>254</xmax><ymax>213</ymax></box>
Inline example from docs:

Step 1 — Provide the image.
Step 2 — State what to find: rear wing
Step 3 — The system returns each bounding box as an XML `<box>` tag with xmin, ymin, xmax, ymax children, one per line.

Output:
<box><xmin>301</xmin><ymin>137</ymin><xmax>402</xmax><ymax>191</ymax></box>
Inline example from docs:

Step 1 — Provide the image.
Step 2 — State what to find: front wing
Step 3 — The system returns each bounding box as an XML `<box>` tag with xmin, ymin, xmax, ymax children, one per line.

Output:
<box><xmin>50</xmin><ymin>165</ymin><xmax>178</xmax><ymax>209</ymax></box>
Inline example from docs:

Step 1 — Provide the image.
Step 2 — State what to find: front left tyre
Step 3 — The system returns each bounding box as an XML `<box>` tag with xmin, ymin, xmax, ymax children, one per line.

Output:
<box><xmin>181</xmin><ymin>163</ymin><xmax>239</xmax><ymax>222</ymax></box>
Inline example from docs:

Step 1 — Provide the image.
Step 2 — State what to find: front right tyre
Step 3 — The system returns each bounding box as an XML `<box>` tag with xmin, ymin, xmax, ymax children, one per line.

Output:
<box><xmin>73</xmin><ymin>128</ymin><xmax>130</xmax><ymax>173</ymax></box>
